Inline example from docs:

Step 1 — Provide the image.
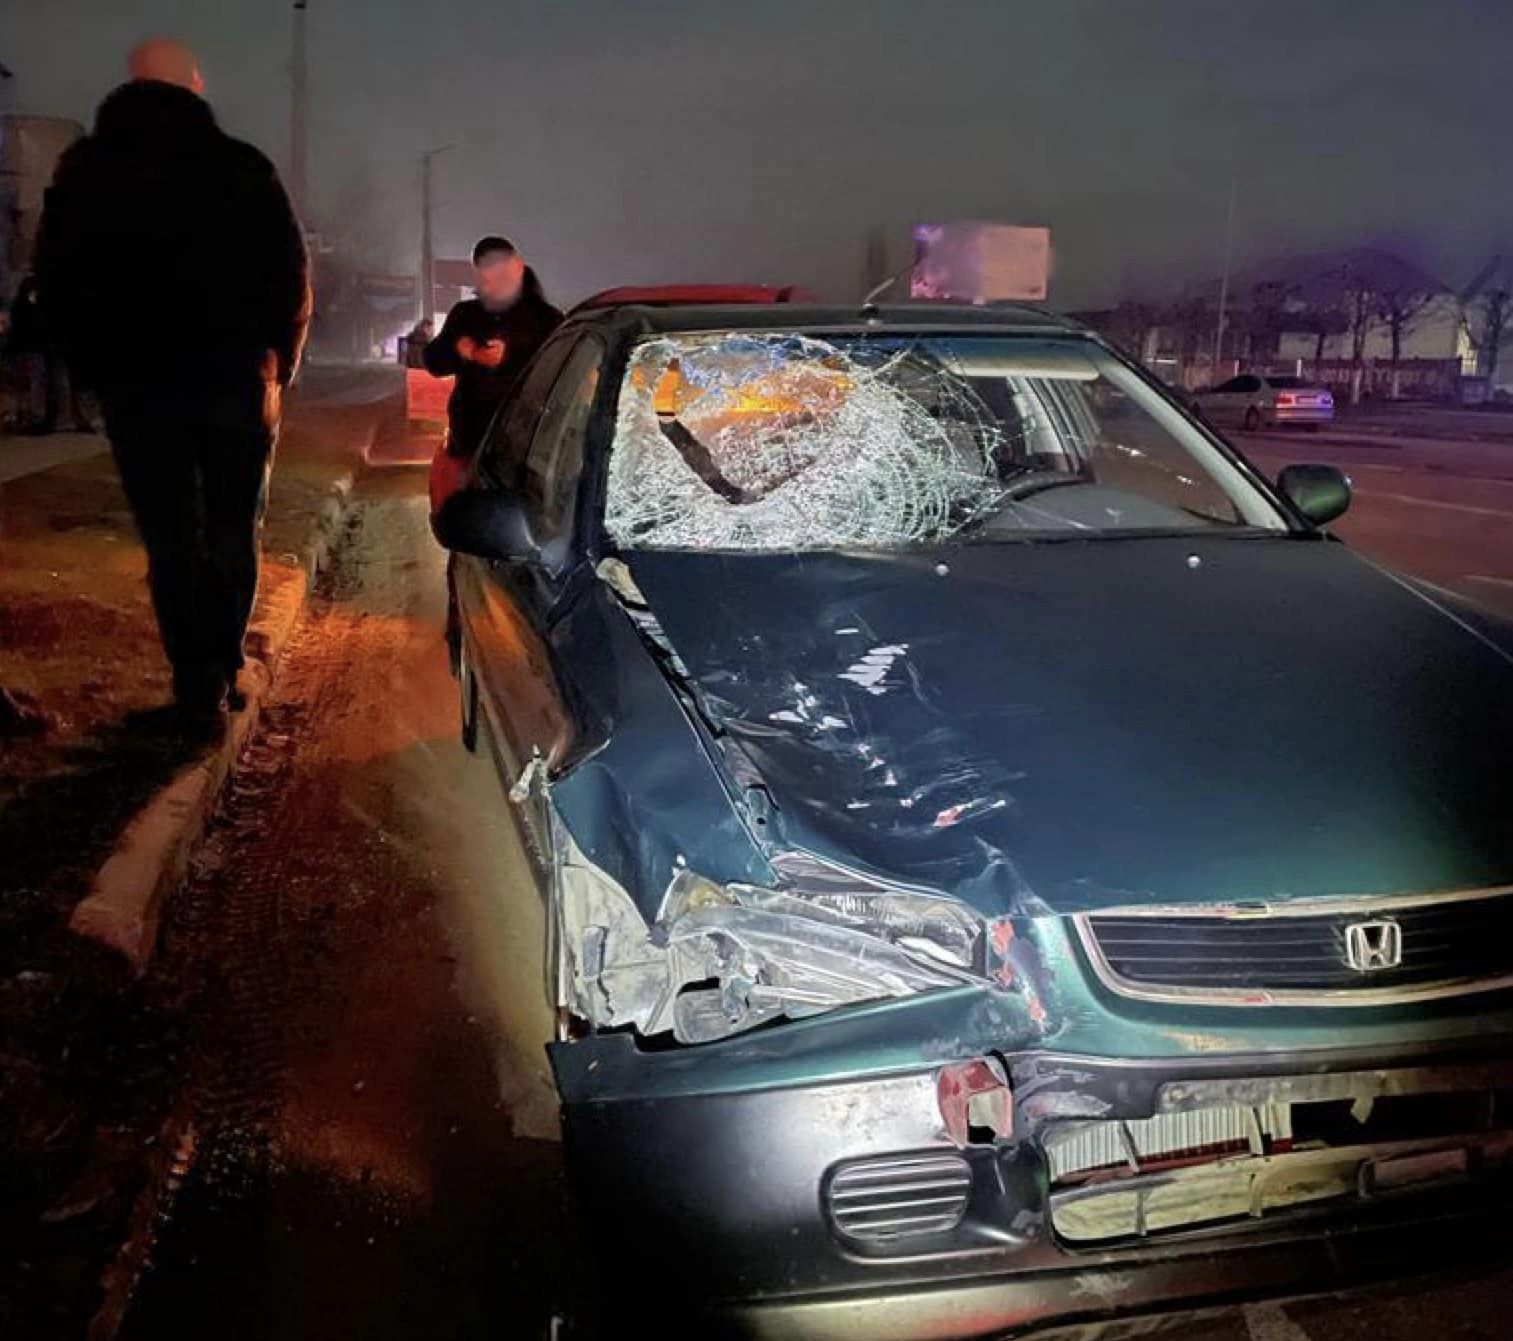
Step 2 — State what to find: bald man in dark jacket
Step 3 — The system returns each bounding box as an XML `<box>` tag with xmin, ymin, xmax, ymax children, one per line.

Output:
<box><xmin>36</xmin><ymin>41</ymin><xmax>310</xmax><ymax>718</ymax></box>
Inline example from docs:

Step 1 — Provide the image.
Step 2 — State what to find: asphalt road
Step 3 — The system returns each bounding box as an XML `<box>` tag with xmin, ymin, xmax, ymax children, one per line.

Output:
<box><xmin>0</xmin><ymin>366</ymin><xmax>404</xmax><ymax>486</ymax></box>
<box><xmin>1243</xmin><ymin>422</ymin><xmax>1513</xmax><ymax>619</ymax></box>
<box><xmin>111</xmin><ymin>430</ymin><xmax>1513</xmax><ymax>1340</ymax></box>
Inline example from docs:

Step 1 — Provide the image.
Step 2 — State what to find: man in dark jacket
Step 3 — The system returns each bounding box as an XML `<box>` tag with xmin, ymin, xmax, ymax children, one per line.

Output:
<box><xmin>423</xmin><ymin>236</ymin><xmax>562</xmax><ymax>459</ymax></box>
<box><xmin>36</xmin><ymin>39</ymin><xmax>310</xmax><ymax>719</ymax></box>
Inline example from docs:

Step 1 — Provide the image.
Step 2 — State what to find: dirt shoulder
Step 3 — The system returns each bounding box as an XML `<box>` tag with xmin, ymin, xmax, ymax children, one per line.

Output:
<box><xmin>0</xmin><ymin>384</ymin><xmax>394</xmax><ymax>1338</ymax></box>
<box><xmin>0</xmin><ymin>394</ymin><xmax>378</xmax><ymax>907</ymax></box>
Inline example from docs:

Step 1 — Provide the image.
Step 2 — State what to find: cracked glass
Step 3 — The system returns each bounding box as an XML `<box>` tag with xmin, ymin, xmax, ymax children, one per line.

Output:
<box><xmin>605</xmin><ymin>332</ymin><xmax>1286</xmax><ymax>550</ymax></box>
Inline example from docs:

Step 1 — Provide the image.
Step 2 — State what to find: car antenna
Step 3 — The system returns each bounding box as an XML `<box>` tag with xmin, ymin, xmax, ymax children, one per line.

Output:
<box><xmin>861</xmin><ymin>260</ymin><xmax>917</xmax><ymax>313</ymax></box>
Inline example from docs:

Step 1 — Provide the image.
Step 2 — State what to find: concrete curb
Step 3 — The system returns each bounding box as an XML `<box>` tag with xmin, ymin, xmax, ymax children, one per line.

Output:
<box><xmin>67</xmin><ymin>472</ymin><xmax>355</xmax><ymax>974</ymax></box>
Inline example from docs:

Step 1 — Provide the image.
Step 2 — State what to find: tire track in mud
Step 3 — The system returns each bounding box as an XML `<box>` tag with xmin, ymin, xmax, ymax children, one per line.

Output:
<box><xmin>99</xmin><ymin>512</ymin><xmax>365</xmax><ymax>1335</ymax></box>
<box><xmin>110</xmin><ymin>480</ymin><xmax>572</xmax><ymax>1341</ymax></box>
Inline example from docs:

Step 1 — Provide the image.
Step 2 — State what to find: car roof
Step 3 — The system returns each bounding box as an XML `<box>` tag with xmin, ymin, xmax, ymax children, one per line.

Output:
<box><xmin>571</xmin><ymin>284</ymin><xmax>815</xmax><ymax>311</ymax></box>
<box><xmin>562</xmin><ymin>301</ymin><xmax>1086</xmax><ymax>339</ymax></box>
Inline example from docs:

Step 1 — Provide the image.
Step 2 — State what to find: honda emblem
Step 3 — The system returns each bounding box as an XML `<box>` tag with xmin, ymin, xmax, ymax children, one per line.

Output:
<box><xmin>1344</xmin><ymin>920</ymin><xmax>1403</xmax><ymax>972</ymax></box>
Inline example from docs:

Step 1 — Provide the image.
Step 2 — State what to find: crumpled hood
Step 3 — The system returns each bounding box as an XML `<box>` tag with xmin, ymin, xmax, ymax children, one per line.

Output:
<box><xmin>625</xmin><ymin>537</ymin><xmax>1513</xmax><ymax>915</ymax></box>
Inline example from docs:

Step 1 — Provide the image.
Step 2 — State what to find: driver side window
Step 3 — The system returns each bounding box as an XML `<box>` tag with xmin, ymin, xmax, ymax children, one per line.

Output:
<box><xmin>476</xmin><ymin>334</ymin><xmax>581</xmax><ymax>493</ymax></box>
<box><xmin>522</xmin><ymin>337</ymin><xmax>604</xmax><ymax>542</ymax></box>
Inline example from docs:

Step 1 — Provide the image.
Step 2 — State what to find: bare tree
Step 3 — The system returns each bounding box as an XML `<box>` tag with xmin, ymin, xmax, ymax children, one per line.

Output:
<box><xmin>1374</xmin><ymin>285</ymin><xmax>1437</xmax><ymax>399</ymax></box>
<box><xmin>1455</xmin><ymin>255</ymin><xmax>1503</xmax><ymax>382</ymax></box>
<box><xmin>1297</xmin><ymin>303</ymin><xmax>1348</xmax><ymax>377</ymax></box>
<box><xmin>1476</xmin><ymin>287</ymin><xmax>1513</xmax><ymax>386</ymax></box>
<box><xmin>1288</xmin><ymin>248</ymin><xmax>1440</xmax><ymax>403</ymax></box>
<box><xmin>1341</xmin><ymin>276</ymin><xmax>1378</xmax><ymax>406</ymax></box>
<box><xmin>1243</xmin><ymin>282</ymin><xmax>1294</xmax><ymax>367</ymax></box>
<box><xmin>1163</xmin><ymin>298</ymin><xmax>1216</xmax><ymax>386</ymax></box>
<box><xmin>1105</xmin><ymin>299</ymin><xmax>1160</xmax><ymax>361</ymax></box>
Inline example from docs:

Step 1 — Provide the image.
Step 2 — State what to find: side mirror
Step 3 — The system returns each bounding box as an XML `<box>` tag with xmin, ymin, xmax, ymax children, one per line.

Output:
<box><xmin>432</xmin><ymin>487</ymin><xmax>541</xmax><ymax>562</ymax></box>
<box><xmin>1277</xmin><ymin>463</ymin><xmax>1351</xmax><ymax>525</ymax></box>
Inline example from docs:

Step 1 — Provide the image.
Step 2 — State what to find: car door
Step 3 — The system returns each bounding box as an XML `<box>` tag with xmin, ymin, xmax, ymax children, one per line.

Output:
<box><xmin>1201</xmin><ymin>376</ymin><xmax>1246</xmax><ymax>426</ymax></box>
<box><xmin>1232</xmin><ymin>374</ymin><xmax>1266</xmax><ymax>424</ymax></box>
<box><xmin>455</xmin><ymin>331</ymin><xmax>605</xmax><ymax>795</ymax></box>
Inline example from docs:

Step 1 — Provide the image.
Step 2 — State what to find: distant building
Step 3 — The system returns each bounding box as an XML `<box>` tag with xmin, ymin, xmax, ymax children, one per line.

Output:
<box><xmin>1</xmin><ymin>114</ymin><xmax>83</xmax><ymax>301</ymax></box>
<box><xmin>1274</xmin><ymin>294</ymin><xmax>1471</xmax><ymax>369</ymax></box>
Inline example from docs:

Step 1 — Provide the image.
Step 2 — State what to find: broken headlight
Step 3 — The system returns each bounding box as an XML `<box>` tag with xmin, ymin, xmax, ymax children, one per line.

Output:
<box><xmin>551</xmin><ymin>821</ymin><xmax>994</xmax><ymax>1047</ymax></box>
<box><xmin>688</xmin><ymin>881</ymin><xmax>983</xmax><ymax>970</ymax></box>
<box><xmin>658</xmin><ymin>864</ymin><xmax>985</xmax><ymax>1045</ymax></box>
<box><xmin>762</xmin><ymin>848</ymin><xmax>987</xmax><ymax>969</ymax></box>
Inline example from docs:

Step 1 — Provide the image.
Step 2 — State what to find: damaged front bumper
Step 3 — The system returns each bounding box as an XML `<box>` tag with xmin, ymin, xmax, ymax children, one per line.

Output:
<box><xmin>553</xmin><ymin>1026</ymin><xmax>1513</xmax><ymax>1339</ymax></box>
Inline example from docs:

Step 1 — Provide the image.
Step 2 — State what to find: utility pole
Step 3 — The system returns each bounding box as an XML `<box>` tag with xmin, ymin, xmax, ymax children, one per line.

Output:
<box><xmin>290</xmin><ymin>1</ymin><xmax>309</xmax><ymax>221</ymax></box>
<box><xmin>419</xmin><ymin>144</ymin><xmax>455</xmax><ymax>322</ymax></box>
<box><xmin>1212</xmin><ymin>173</ymin><xmax>1237</xmax><ymax>376</ymax></box>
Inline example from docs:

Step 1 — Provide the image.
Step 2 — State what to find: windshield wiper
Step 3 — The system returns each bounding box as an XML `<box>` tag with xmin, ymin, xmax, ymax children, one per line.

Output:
<box><xmin>998</xmin><ymin>468</ymin><xmax>1094</xmax><ymax>501</ymax></box>
<box><xmin>657</xmin><ymin>418</ymin><xmax>753</xmax><ymax>504</ymax></box>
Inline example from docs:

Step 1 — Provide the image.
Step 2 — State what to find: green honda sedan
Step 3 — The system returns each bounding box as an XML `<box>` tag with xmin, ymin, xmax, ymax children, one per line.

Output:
<box><xmin>433</xmin><ymin>292</ymin><xmax>1513</xmax><ymax>1338</ymax></box>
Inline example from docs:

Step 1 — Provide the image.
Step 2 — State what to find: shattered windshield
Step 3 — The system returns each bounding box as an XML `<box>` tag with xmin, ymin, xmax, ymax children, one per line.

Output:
<box><xmin>604</xmin><ymin>332</ymin><xmax>1287</xmax><ymax>550</ymax></box>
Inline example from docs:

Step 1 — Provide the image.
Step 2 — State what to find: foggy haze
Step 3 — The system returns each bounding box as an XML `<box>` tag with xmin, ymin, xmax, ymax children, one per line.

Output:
<box><xmin>3</xmin><ymin>0</ymin><xmax>1511</xmax><ymax>307</ymax></box>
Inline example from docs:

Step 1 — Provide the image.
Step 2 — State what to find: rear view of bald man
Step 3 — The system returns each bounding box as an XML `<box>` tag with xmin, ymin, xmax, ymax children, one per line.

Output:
<box><xmin>36</xmin><ymin>40</ymin><xmax>310</xmax><ymax>722</ymax></box>
<box><xmin>126</xmin><ymin>37</ymin><xmax>207</xmax><ymax>92</ymax></box>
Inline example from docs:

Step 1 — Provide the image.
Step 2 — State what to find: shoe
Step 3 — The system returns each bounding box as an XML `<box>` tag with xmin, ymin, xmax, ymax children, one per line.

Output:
<box><xmin>172</xmin><ymin>665</ymin><xmax>227</xmax><ymax>715</ymax></box>
<box><xmin>178</xmin><ymin>707</ymin><xmax>226</xmax><ymax>743</ymax></box>
<box><xmin>166</xmin><ymin>694</ymin><xmax>226</xmax><ymax>743</ymax></box>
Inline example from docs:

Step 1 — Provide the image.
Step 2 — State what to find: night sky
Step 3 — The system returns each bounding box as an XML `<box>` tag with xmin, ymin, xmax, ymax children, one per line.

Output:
<box><xmin>3</xmin><ymin>0</ymin><xmax>1510</xmax><ymax>307</ymax></box>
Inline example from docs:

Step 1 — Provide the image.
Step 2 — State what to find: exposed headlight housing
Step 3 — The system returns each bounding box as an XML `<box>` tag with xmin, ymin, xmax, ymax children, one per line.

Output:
<box><xmin>550</xmin><ymin>820</ymin><xmax>993</xmax><ymax>1046</ymax></box>
<box><xmin>764</xmin><ymin>847</ymin><xmax>987</xmax><ymax>970</ymax></box>
<box><xmin>657</xmin><ymin>858</ymin><xmax>985</xmax><ymax>1044</ymax></box>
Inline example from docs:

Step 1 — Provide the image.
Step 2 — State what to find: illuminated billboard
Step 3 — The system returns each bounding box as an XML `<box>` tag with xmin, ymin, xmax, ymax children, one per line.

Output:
<box><xmin>911</xmin><ymin>222</ymin><xmax>1051</xmax><ymax>303</ymax></box>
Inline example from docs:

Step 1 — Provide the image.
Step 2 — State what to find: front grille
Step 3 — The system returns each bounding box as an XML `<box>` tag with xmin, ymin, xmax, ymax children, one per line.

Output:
<box><xmin>1079</xmin><ymin>889</ymin><xmax>1513</xmax><ymax>1003</ymax></box>
<box><xmin>1045</xmin><ymin>1103</ymin><xmax>1292</xmax><ymax>1182</ymax></box>
<box><xmin>825</xmin><ymin>1152</ymin><xmax>972</xmax><ymax>1242</ymax></box>
<box><xmin>1045</xmin><ymin>1086</ymin><xmax>1513</xmax><ymax>1244</ymax></box>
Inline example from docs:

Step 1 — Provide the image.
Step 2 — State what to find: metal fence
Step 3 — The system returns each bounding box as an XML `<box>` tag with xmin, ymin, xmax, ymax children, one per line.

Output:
<box><xmin>1145</xmin><ymin>354</ymin><xmax>1464</xmax><ymax>401</ymax></box>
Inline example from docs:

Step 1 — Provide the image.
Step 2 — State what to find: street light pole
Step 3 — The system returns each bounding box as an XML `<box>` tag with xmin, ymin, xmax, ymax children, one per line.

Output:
<box><xmin>290</xmin><ymin>1</ymin><xmax>308</xmax><ymax>221</ymax></box>
<box><xmin>1212</xmin><ymin>173</ymin><xmax>1237</xmax><ymax>376</ymax></box>
<box><xmin>419</xmin><ymin>144</ymin><xmax>455</xmax><ymax>323</ymax></box>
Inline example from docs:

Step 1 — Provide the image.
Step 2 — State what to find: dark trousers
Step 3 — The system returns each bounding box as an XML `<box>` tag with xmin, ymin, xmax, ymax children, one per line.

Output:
<box><xmin>104</xmin><ymin>380</ymin><xmax>278</xmax><ymax>698</ymax></box>
<box><xmin>9</xmin><ymin>350</ymin><xmax>89</xmax><ymax>432</ymax></box>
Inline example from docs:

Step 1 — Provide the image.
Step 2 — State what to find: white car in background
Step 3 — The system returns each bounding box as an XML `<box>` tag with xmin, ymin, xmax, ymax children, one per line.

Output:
<box><xmin>1194</xmin><ymin>373</ymin><xmax>1335</xmax><ymax>431</ymax></box>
